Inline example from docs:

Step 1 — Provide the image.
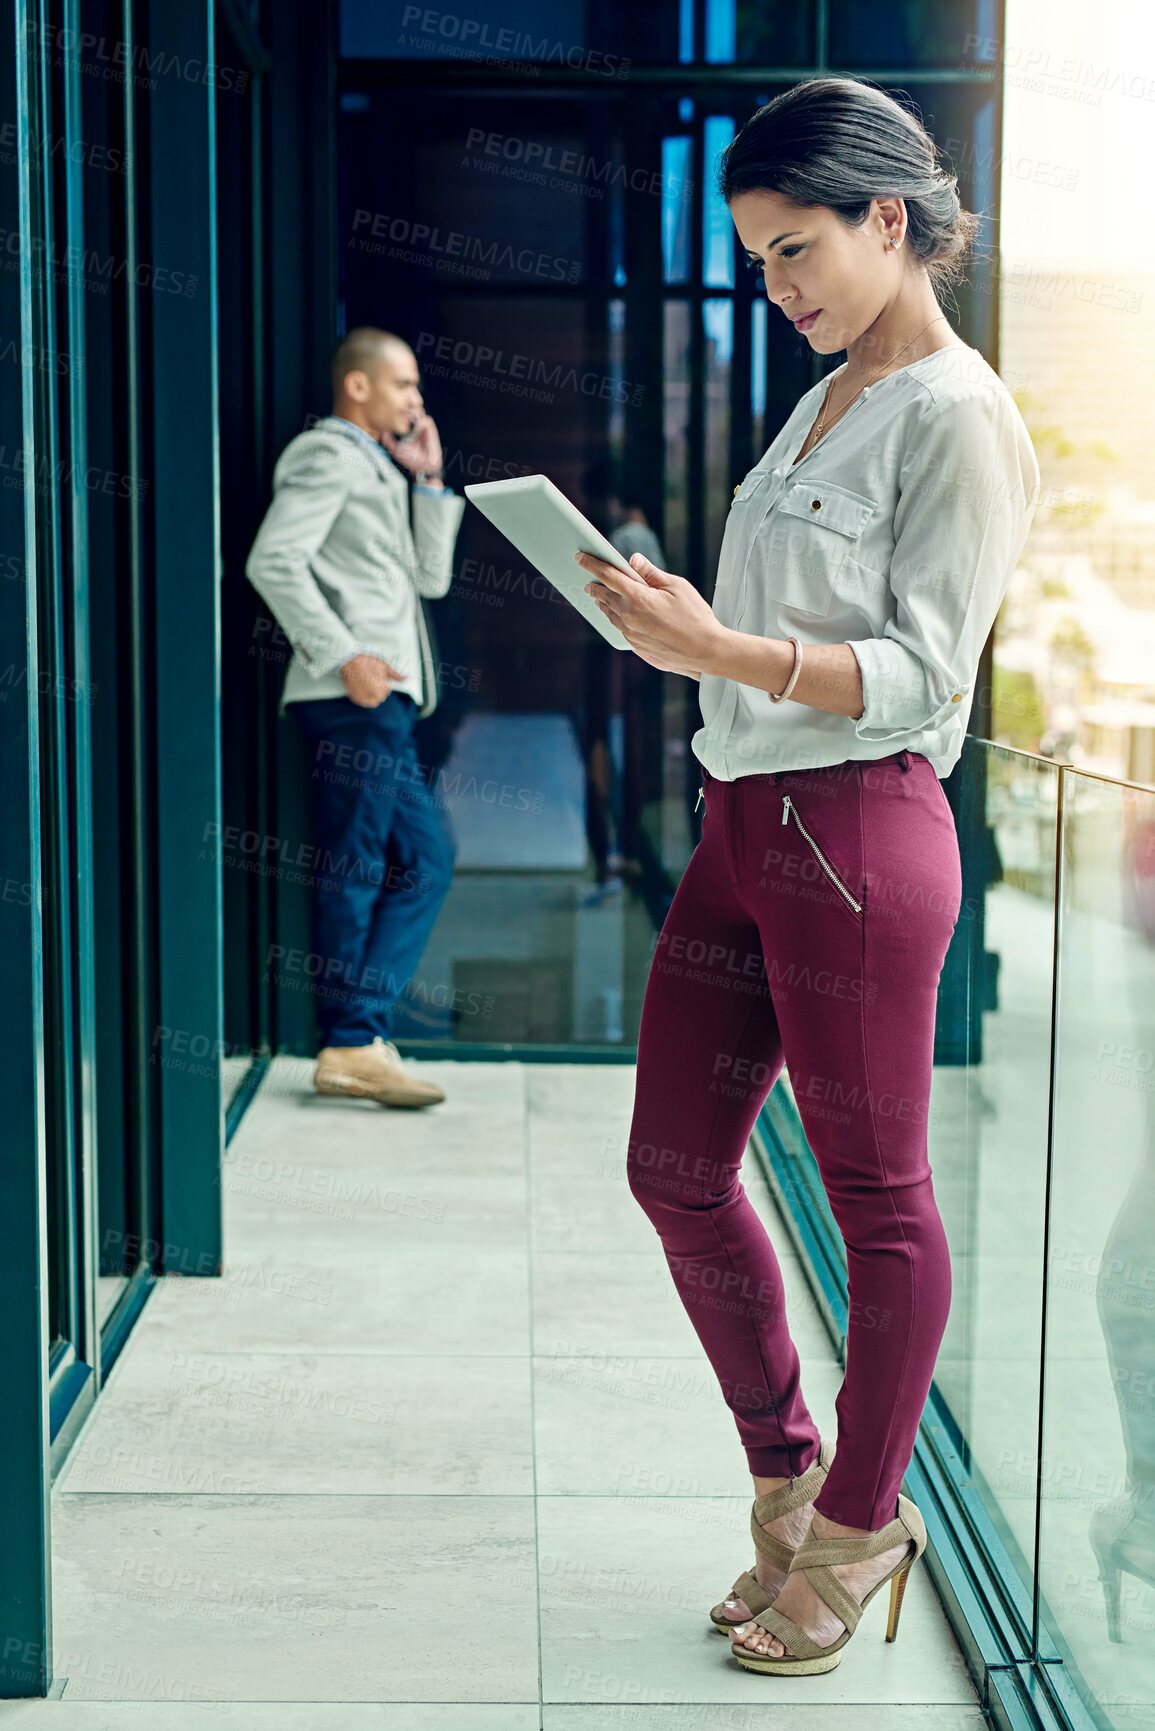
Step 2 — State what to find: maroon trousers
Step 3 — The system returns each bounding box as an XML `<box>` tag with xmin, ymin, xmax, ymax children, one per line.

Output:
<box><xmin>626</xmin><ymin>749</ymin><xmax>961</xmax><ymax>1530</ymax></box>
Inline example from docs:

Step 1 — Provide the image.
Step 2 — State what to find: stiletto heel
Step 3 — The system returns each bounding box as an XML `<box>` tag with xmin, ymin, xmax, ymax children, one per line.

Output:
<box><xmin>1098</xmin><ymin>1564</ymin><xmax>1123</xmax><ymax>1644</ymax></box>
<box><xmin>885</xmin><ymin>1563</ymin><xmax>912</xmax><ymax>1642</ymax></box>
<box><xmin>1089</xmin><ymin>1494</ymin><xmax>1155</xmax><ymax>1644</ymax></box>
<box><xmin>729</xmin><ymin>1490</ymin><xmax>928</xmax><ymax>1676</ymax></box>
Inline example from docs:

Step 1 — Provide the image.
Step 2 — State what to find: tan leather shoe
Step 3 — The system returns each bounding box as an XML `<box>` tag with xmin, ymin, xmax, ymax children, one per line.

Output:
<box><xmin>314</xmin><ymin>1035</ymin><xmax>445</xmax><ymax>1108</ymax></box>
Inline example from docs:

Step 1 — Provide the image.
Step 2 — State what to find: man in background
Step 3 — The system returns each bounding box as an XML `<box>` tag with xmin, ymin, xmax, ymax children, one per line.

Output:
<box><xmin>583</xmin><ymin>457</ymin><xmax>669</xmax><ymax>572</ymax></box>
<box><xmin>246</xmin><ymin>328</ymin><xmax>465</xmax><ymax>1107</ymax></box>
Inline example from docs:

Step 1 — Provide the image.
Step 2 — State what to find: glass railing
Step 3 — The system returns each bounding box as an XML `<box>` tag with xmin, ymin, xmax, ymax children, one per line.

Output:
<box><xmin>756</xmin><ymin>736</ymin><xmax>1154</xmax><ymax>1731</ymax></box>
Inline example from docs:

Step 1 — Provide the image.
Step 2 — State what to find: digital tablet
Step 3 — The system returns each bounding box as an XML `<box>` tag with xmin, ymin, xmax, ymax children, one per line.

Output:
<box><xmin>462</xmin><ymin>473</ymin><xmax>642</xmax><ymax>648</ymax></box>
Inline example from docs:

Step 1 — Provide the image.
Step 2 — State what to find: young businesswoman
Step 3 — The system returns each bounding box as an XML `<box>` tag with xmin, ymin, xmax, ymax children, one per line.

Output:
<box><xmin>577</xmin><ymin>76</ymin><xmax>1039</xmax><ymax>1678</ymax></box>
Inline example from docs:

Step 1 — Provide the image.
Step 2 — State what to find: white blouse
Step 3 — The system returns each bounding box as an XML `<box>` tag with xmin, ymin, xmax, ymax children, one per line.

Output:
<box><xmin>691</xmin><ymin>343</ymin><xmax>1040</xmax><ymax>782</ymax></box>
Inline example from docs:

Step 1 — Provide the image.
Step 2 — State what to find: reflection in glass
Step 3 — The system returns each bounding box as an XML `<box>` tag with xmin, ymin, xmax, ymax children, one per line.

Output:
<box><xmin>929</xmin><ymin>746</ymin><xmax>1056</xmax><ymax>1616</ymax></box>
<box><xmin>1041</xmin><ymin>771</ymin><xmax>1155</xmax><ymax>1716</ymax></box>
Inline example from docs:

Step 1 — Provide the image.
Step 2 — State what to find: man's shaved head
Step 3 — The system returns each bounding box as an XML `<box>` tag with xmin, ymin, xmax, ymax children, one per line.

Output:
<box><xmin>329</xmin><ymin>327</ymin><xmax>425</xmax><ymax>441</ymax></box>
<box><xmin>329</xmin><ymin>326</ymin><xmax>409</xmax><ymax>399</ymax></box>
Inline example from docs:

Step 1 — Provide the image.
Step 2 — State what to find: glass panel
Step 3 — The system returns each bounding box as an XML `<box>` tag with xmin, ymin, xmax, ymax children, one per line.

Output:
<box><xmin>928</xmin><ymin>742</ymin><xmax>1058</xmax><ymax>1630</ymax></box>
<box><xmin>705</xmin><ymin>0</ymin><xmax>735</xmax><ymax>62</ymax></box>
<box><xmin>829</xmin><ymin>0</ymin><xmax>992</xmax><ymax>66</ymax></box>
<box><xmin>344</xmin><ymin>99</ymin><xmax>589</xmax><ymax>288</ymax></box>
<box><xmin>342</xmin><ymin>0</ymin><xmax>589</xmax><ymax>58</ymax></box>
<box><xmin>81</xmin><ymin>0</ymin><xmax>151</xmax><ymax>1335</ymax></box>
<box><xmin>336</xmin><ymin>84</ymin><xmax>698</xmax><ymax>1046</ymax></box>
<box><xmin>332</xmin><ymin>283</ymin><xmax>648</xmax><ymax>1042</ymax></box>
<box><xmin>340</xmin><ymin>0</ymin><xmax>681</xmax><ymax>66</ymax></box>
<box><xmin>29</xmin><ymin>0</ymin><xmax>81</xmax><ymax>1359</ymax></box>
<box><xmin>731</xmin><ymin>0</ymin><xmax>811</xmax><ymax>65</ymax></box>
<box><xmin>1040</xmin><ymin>770</ymin><xmax>1155</xmax><ymax>1717</ymax></box>
<box><xmin>663</xmin><ymin>299</ymin><xmax>691</xmax><ymax>575</ymax></box>
<box><xmin>217</xmin><ymin>4</ymin><xmax>264</xmax><ymax>1101</ymax></box>
<box><xmin>679</xmin><ymin>0</ymin><xmax>694</xmax><ymax>61</ymax></box>
<box><xmin>702</xmin><ymin>115</ymin><xmax>734</xmax><ymax>286</ymax></box>
<box><xmin>662</xmin><ymin>135</ymin><xmax>692</xmax><ymax>282</ymax></box>
<box><xmin>703</xmin><ymin>298</ymin><xmax>733</xmax><ymax>579</ymax></box>
<box><xmin>996</xmin><ymin>0</ymin><xmax>1152</xmax><ymax>782</ymax></box>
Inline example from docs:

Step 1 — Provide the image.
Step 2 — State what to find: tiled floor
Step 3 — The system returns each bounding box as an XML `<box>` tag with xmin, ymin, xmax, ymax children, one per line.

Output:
<box><xmin>4</xmin><ymin>1059</ymin><xmax>986</xmax><ymax>1729</ymax></box>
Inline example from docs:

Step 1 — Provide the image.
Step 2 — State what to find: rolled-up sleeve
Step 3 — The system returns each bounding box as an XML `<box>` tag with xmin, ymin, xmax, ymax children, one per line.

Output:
<box><xmin>846</xmin><ymin>387</ymin><xmax>1039</xmax><ymax>742</ymax></box>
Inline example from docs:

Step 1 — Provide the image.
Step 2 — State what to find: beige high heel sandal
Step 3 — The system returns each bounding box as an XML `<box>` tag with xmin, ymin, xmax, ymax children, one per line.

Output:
<box><xmin>709</xmin><ymin>1438</ymin><xmax>835</xmax><ymax>1635</ymax></box>
<box><xmin>729</xmin><ymin>1490</ymin><xmax>927</xmax><ymax>1676</ymax></box>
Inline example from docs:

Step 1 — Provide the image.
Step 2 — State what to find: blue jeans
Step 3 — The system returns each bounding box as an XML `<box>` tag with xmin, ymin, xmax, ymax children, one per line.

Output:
<box><xmin>287</xmin><ymin>692</ymin><xmax>455</xmax><ymax>1046</ymax></box>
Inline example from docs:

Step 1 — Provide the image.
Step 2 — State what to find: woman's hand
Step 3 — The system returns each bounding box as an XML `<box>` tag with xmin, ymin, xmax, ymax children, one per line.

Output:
<box><xmin>576</xmin><ymin>550</ymin><xmax>726</xmax><ymax>677</ymax></box>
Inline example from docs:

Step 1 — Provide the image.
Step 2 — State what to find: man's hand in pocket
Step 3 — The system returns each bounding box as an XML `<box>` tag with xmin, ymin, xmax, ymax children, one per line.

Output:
<box><xmin>340</xmin><ymin>653</ymin><xmax>408</xmax><ymax>708</ymax></box>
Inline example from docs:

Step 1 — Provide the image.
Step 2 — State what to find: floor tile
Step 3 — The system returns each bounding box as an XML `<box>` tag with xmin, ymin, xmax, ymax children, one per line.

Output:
<box><xmin>223</xmin><ymin>1161</ymin><xmax>527</xmax><ymax>1251</ymax></box>
<box><xmin>135</xmin><ymin>1249</ymin><xmax>530</xmax><ymax>1358</ymax></box>
<box><xmin>0</xmin><ymin>1710</ymin><xmax>539</xmax><ymax>1729</ymax></box>
<box><xmin>51</xmin><ymin>1495</ymin><xmax>537</xmax><ymax>1704</ymax></box>
<box><xmin>58</xmin><ymin>1352</ymin><xmax>532</xmax><ymax>1496</ymax></box>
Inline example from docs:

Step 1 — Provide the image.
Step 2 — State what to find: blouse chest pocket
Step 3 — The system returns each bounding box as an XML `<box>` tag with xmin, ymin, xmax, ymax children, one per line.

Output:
<box><xmin>754</xmin><ymin>478</ymin><xmax>880</xmax><ymax>616</ymax></box>
<box><xmin>730</xmin><ymin>469</ymin><xmax>772</xmax><ymax>510</ymax></box>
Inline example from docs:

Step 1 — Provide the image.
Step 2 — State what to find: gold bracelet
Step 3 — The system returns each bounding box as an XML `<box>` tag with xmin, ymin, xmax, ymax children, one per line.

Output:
<box><xmin>768</xmin><ymin>636</ymin><xmax>803</xmax><ymax>703</ymax></box>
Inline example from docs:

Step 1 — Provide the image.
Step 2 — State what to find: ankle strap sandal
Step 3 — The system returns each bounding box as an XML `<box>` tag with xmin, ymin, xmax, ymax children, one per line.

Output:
<box><xmin>730</xmin><ymin>1490</ymin><xmax>928</xmax><ymax>1675</ymax></box>
<box><xmin>709</xmin><ymin>1437</ymin><xmax>835</xmax><ymax>1634</ymax></box>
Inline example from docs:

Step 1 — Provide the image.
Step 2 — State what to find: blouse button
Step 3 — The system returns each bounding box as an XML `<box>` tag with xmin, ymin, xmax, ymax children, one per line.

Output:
<box><xmin>810</xmin><ymin>498</ymin><xmax>821</xmax><ymax>511</ymax></box>
<box><xmin>733</xmin><ymin>484</ymin><xmax>740</xmax><ymax>496</ymax></box>
<box><xmin>950</xmin><ymin>692</ymin><xmax>962</xmax><ymax>702</ymax></box>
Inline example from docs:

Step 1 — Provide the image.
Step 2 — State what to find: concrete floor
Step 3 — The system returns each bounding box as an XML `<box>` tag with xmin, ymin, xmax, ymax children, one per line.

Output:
<box><xmin>4</xmin><ymin>1058</ymin><xmax>986</xmax><ymax>1728</ymax></box>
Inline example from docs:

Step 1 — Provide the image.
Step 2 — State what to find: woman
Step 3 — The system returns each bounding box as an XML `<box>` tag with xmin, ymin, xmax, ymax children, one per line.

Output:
<box><xmin>575</xmin><ymin>75</ymin><xmax>1039</xmax><ymax>1678</ymax></box>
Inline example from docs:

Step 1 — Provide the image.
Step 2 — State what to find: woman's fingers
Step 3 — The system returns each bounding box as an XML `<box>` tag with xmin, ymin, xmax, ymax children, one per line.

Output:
<box><xmin>576</xmin><ymin>549</ymin><xmax>672</xmax><ymax>593</ymax></box>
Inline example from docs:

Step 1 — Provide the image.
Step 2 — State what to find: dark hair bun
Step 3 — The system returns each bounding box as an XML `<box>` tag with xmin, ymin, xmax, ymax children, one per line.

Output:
<box><xmin>719</xmin><ymin>75</ymin><xmax>983</xmax><ymax>295</ymax></box>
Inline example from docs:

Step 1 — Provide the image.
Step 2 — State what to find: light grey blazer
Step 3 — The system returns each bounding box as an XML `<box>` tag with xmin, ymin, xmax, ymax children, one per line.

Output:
<box><xmin>245</xmin><ymin>415</ymin><xmax>466</xmax><ymax>717</ymax></box>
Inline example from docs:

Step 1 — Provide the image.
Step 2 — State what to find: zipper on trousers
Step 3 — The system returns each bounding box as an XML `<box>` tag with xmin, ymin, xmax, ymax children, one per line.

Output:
<box><xmin>781</xmin><ymin>793</ymin><xmax>863</xmax><ymax>915</ymax></box>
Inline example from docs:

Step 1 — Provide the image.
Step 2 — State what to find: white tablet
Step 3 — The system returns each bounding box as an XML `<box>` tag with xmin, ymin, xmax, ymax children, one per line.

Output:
<box><xmin>462</xmin><ymin>473</ymin><xmax>641</xmax><ymax>648</ymax></box>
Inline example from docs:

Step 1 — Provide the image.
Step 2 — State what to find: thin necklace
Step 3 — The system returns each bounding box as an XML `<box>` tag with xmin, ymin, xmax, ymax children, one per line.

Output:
<box><xmin>807</xmin><ymin>315</ymin><xmax>950</xmax><ymax>447</ymax></box>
